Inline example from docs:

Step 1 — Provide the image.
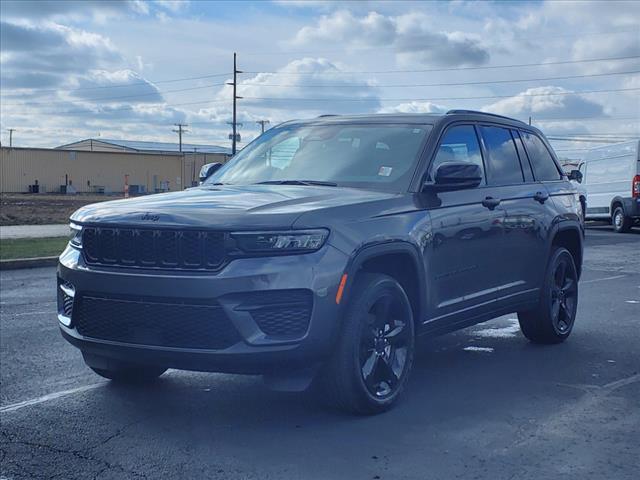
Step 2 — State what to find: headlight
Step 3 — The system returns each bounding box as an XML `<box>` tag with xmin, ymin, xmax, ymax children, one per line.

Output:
<box><xmin>69</xmin><ymin>222</ymin><xmax>83</xmax><ymax>247</ymax></box>
<box><xmin>232</xmin><ymin>229</ymin><xmax>328</xmax><ymax>254</ymax></box>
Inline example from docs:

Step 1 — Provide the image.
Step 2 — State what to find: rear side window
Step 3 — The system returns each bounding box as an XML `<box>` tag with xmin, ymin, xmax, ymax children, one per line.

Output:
<box><xmin>511</xmin><ymin>129</ymin><xmax>534</xmax><ymax>182</ymax></box>
<box><xmin>480</xmin><ymin>126</ymin><xmax>524</xmax><ymax>185</ymax></box>
<box><xmin>520</xmin><ymin>131</ymin><xmax>562</xmax><ymax>181</ymax></box>
<box><xmin>430</xmin><ymin>125</ymin><xmax>485</xmax><ymax>184</ymax></box>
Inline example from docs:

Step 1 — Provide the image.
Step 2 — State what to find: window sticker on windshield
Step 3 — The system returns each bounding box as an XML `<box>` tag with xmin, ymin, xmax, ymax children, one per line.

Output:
<box><xmin>413</xmin><ymin>128</ymin><xmax>423</xmax><ymax>134</ymax></box>
<box><xmin>378</xmin><ymin>166</ymin><xmax>393</xmax><ymax>177</ymax></box>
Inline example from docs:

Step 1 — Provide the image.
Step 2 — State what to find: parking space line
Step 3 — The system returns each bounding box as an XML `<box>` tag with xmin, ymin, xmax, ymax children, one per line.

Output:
<box><xmin>580</xmin><ymin>275</ymin><xmax>627</xmax><ymax>284</ymax></box>
<box><xmin>1</xmin><ymin>311</ymin><xmax>54</xmax><ymax>317</ymax></box>
<box><xmin>0</xmin><ymin>383</ymin><xmax>105</xmax><ymax>414</ymax></box>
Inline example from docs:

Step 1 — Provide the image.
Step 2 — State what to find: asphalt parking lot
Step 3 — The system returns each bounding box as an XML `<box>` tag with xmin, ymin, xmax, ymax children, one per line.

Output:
<box><xmin>1</xmin><ymin>224</ymin><xmax>639</xmax><ymax>480</ymax></box>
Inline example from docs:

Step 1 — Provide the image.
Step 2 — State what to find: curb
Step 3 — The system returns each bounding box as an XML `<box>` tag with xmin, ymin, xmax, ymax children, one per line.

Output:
<box><xmin>0</xmin><ymin>256</ymin><xmax>59</xmax><ymax>270</ymax></box>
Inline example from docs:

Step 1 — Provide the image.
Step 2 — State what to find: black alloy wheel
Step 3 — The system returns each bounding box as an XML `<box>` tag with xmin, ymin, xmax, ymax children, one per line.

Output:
<box><xmin>359</xmin><ymin>293</ymin><xmax>412</xmax><ymax>398</ymax></box>
<box><xmin>319</xmin><ymin>273</ymin><xmax>415</xmax><ymax>414</ymax></box>
<box><xmin>518</xmin><ymin>246</ymin><xmax>579</xmax><ymax>344</ymax></box>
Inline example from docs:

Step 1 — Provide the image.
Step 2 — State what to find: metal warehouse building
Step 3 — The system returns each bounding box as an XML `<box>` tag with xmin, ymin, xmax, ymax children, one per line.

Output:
<box><xmin>1</xmin><ymin>139</ymin><xmax>231</xmax><ymax>194</ymax></box>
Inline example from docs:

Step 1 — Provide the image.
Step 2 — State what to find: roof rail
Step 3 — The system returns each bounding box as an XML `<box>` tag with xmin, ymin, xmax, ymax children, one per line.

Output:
<box><xmin>317</xmin><ymin>114</ymin><xmax>338</xmax><ymax>117</ymax></box>
<box><xmin>445</xmin><ymin>109</ymin><xmax>525</xmax><ymax>124</ymax></box>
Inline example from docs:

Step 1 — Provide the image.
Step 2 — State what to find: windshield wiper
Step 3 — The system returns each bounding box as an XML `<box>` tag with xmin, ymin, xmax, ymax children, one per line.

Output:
<box><xmin>255</xmin><ymin>180</ymin><xmax>338</xmax><ymax>187</ymax></box>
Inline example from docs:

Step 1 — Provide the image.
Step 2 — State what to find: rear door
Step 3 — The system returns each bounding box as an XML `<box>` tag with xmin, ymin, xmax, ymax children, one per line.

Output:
<box><xmin>425</xmin><ymin>124</ymin><xmax>506</xmax><ymax>327</ymax></box>
<box><xmin>478</xmin><ymin>125</ymin><xmax>549</xmax><ymax>306</ymax></box>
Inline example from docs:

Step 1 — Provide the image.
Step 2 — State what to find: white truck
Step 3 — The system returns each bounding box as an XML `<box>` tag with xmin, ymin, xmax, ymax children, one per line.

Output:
<box><xmin>582</xmin><ymin>140</ymin><xmax>640</xmax><ymax>233</ymax></box>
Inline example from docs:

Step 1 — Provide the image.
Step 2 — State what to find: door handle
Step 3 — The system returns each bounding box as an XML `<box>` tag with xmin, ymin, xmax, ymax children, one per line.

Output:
<box><xmin>482</xmin><ymin>196</ymin><xmax>501</xmax><ymax>210</ymax></box>
<box><xmin>533</xmin><ymin>191</ymin><xmax>549</xmax><ymax>204</ymax></box>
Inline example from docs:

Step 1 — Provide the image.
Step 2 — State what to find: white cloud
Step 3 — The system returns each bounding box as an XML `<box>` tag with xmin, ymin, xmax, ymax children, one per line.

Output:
<box><xmin>483</xmin><ymin>86</ymin><xmax>605</xmax><ymax>118</ymax></box>
<box><xmin>154</xmin><ymin>0</ymin><xmax>189</xmax><ymax>13</ymax></box>
<box><xmin>219</xmin><ymin>57</ymin><xmax>381</xmax><ymax>116</ymax></box>
<box><xmin>378</xmin><ymin>101</ymin><xmax>447</xmax><ymax>114</ymax></box>
<box><xmin>0</xmin><ymin>21</ymin><xmax>121</xmax><ymax>89</ymax></box>
<box><xmin>293</xmin><ymin>10</ymin><xmax>489</xmax><ymax>66</ymax></box>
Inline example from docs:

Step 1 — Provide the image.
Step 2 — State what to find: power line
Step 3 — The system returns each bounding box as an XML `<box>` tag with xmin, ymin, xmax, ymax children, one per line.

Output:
<box><xmin>3</xmin><ymin>87</ymin><xmax>639</xmax><ymax>117</ymax></box>
<box><xmin>1</xmin><ymin>82</ymin><xmax>227</xmax><ymax>107</ymax></box>
<box><xmin>243</xmin><ymin>54</ymin><xmax>640</xmax><ymax>76</ymax></box>
<box><xmin>5</xmin><ymin>69</ymin><xmax>637</xmax><ymax>109</ymax></box>
<box><xmin>3</xmin><ymin>98</ymin><xmax>229</xmax><ymax>117</ymax></box>
<box><xmin>0</xmin><ymin>72</ymin><xmax>232</xmax><ymax>97</ymax></box>
<box><xmin>240</xmin><ymin>87</ymin><xmax>640</xmax><ymax>102</ymax></box>
<box><xmin>2</xmin><ymin>54</ymin><xmax>636</xmax><ymax>101</ymax></box>
<box><xmin>241</xmin><ymin>69</ymin><xmax>639</xmax><ymax>89</ymax></box>
<box><xmin>547</xmin><ymin>136</ymin><xmax>637</xmax><ymax>143</ymax></box>
<box><xmin>239</xmin><ymin>29</ymin><xmax>640</xmax><ymax>56</ymax></box>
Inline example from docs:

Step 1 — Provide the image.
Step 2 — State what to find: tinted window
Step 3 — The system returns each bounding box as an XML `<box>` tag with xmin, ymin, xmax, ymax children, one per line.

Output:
<box><xmin>430</xmin><ymin>125</ymin><xmax>485</xmax><ymax>184</ymax></box>
<box><xmin>207</xmin><ymin>124</ymin><xmax>431</xmax><ymax>192</ymax></box>
<box><xmin>480</xmin><ymin>126</ymin><xmax>524</xmax><ymax>185</ymax></box>
<box><xmin>511</xmin><ymin>129</ymin><xmax>534</xmax><ymax>182</ymax></box>
<box><xmin>520</xmin><ymin>131</ymin><xmax>562</xmax><ymax>181</ymax></box>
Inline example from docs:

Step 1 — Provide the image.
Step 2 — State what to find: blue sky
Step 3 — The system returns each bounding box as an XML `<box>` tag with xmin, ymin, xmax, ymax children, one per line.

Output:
<box><xmin>0</xmin><ymin>0</ymin><xmax>638</xmax><ymax>158</ymax></box>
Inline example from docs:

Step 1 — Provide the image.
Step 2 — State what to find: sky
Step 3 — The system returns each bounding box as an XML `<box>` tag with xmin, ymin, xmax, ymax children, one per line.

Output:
<box><xmin>0</xmin><ymin>0</ymin><xmax>639</xmax><ymax>159</ymax></box>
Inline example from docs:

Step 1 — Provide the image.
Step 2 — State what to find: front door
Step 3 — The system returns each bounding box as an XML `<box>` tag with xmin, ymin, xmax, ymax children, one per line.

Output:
<box><xmin>424</xmin><ymin>124</ymin><xmax>505</xmax><ymax>327</ymax></box>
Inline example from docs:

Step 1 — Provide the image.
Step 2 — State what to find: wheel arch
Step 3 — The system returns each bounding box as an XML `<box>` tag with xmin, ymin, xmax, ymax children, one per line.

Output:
<box><xmin>549</xmin><ymin>223</ymin><xmax>584</xmax><ymax>279</ymax></box>
<box><xmin>341</xmin><ymin>241</ymin><xmax>426</xmax><ymax>328</ymax></box>
<box><xmin>610</xmin><ymin>196</ymin><xmax>626</xmax><ymax>216</ymax></box>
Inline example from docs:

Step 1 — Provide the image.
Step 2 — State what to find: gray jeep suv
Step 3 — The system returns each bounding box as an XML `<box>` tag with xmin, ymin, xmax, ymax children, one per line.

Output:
<box><xmin>58</xmin><ymin>111</ymin><xmax>583</xmax><ymax>414</ymax></box>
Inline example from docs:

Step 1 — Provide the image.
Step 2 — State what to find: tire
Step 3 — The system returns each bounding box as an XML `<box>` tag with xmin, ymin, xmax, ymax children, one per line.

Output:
<box><xmin>518</xmin><ymin>247</ymin><xmax>578</xmax><ymax>344</ymax></box>
<box><xmin>612</xmin><ymin>206</ymin><xmax>633</xmax><ymax>233</ymax></box>
<box><xmin>89</xmin><ymin>363</ymin><xmax>167</xmax><ymax>383</ymax></box>
<box><xmin>319</xmin><ymin>273</ymin><xmax>415</xmax><ymax>415</ymax></box>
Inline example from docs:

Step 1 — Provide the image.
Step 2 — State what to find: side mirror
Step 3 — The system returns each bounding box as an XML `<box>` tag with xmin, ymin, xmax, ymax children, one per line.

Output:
<box><xmin>568</xmin><ymin>169</ymin><xmax>583</xmax><ymax>183</ymax></box>
<box><xmin>199</xmin><ymin>162</ymin><xmax>223</xmax><ymax>183</ymax></box>
<box><xmin>423</xmin><ymin>162</ymin><xmax>482</xmax><ymax>192</ymax></box>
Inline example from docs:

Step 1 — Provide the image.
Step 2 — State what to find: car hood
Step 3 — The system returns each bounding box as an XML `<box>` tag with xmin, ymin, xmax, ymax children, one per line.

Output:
<box><xmin>70</xmin><ymin>184</ymin><xmax>400</xmax><ymax>229</ymax></box>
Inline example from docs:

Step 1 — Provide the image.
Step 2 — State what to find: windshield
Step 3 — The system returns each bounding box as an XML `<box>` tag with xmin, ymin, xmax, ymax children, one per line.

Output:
<box><xmin>206</xmin><ymin>123</ymin><xmax>432</xmax><ymax>192</ymax></box>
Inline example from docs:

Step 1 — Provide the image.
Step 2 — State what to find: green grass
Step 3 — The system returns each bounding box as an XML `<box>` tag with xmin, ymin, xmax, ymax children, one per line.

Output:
<box><xmin>1</xmin><ymin>237</ymin><xmax>69</xmax><ymax>260</ymax></box>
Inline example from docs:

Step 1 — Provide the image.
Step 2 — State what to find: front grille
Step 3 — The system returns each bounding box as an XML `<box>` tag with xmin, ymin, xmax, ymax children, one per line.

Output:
<box><xmin>74</xmin><ymin>294</ymin><xmax>241</xmax><ymax>350</ymax></box>
<box><xmin>240</xmin><ymin>290</ymin><xmax>313</xmax><ymax>338</ymax></box>
<box><xmin>82</xmin><ymin>227</ymin><xmax>226</xmax><ymax>270</ymax></box>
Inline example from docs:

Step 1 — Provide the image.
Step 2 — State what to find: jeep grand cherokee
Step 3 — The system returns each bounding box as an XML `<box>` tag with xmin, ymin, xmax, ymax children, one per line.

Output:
<box><xmin>58</xmin><ymin>111</ymin><xmax>583</xmax><ymax>414</ymax></box>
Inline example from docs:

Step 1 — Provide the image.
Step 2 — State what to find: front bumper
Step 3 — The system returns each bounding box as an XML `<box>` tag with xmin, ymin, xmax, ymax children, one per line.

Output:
<box><xmin>57</xmin><ymin>243</ymin><xmax>348</xmax><ymax>374</ymax></box>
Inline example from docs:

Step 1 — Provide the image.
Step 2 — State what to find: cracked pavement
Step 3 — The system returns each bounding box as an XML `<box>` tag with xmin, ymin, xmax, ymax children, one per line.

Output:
<box><xmin>1</xmin><ymin>224</ymin><xmax>639</xmax><ymax>479</ymax></box>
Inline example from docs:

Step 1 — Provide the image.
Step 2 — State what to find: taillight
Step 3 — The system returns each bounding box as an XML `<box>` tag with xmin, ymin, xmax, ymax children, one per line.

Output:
<box><xmin>633</xmin><ymin>175</ymin><xmax>640</xmax><ymax>199</ymax></box>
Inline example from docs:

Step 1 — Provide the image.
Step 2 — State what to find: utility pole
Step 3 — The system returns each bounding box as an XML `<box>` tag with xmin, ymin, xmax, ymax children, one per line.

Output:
<box><xmin>172</xmin><ymin>123</ymin><xmax>188</xmax><ymax>152</ymax></box>
<box><xmin>226</xmin><ymin>52</ymin><xmax>243</xmax><ymax>155</ymax></box>
<box><xmin>7</xmin><ymin>129</ymin><xmax>15</xmax><ymax>147</ymax></box>
<box><xmin>256</xmin><ymin>120</ymin><xmax>270</xmax><ymax>134</ymax></box>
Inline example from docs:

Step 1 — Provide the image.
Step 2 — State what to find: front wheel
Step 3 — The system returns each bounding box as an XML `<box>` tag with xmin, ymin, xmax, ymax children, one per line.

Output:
<box><xmin>518</xmin><ymin>247</ymin><xmax>578</xmax><ymax>344</ymax></box>
<box><xmin>319</xmin><ymin>273</ymin><xmax>415</xmax><ymax>415</ymax></box>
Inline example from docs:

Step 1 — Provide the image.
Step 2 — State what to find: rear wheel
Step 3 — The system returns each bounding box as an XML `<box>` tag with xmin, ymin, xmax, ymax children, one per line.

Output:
<box><xmin>89</xmin><ymin>363</ymin><xmax>167</xmax><ymax>383</ymax></box>
<box><xmin>319</xmin><ymin>273</ymin><xmax>415</xmax><ymax>414</ymax></box>
<box><xmin>518</xmin><ymin>247</ymin><xmax>578</xmax><ymax>344</ymax></box>
<box><xmin>612</xmin><ymin>206</ymin><xmax>633</xmax><ymax>233</ymax></box>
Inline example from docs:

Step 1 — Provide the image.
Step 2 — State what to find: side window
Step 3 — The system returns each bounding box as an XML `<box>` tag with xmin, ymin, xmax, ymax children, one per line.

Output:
<box><xmin>430</xmin><ymin>125</ymin><xmax>485</xmax><ymax>184</ymax></box>
<box><xmin>510</xmin><ymin>129</ymin><xmax>534</xmax><ymax>182</ymax></box>
<box><xmin>520</xmin><ymin>131</ymin><xmax>562</xmax><ymax>181</ymax></box>
<box><xmin>480</xmin><ymin>126</ymin><xmax>524</xmax><ymax>185</ymax></box>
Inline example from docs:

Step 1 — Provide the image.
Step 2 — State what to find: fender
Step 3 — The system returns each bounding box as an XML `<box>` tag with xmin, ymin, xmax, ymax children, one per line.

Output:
<box><xmin>338</xmin><ymin>240</ymin><xmax>427</xmax><ymax>324</ymax></box>
<box><xmin>610</xmin><ymin>196</ymin><xmax>639</xmax><ymax>218</ymax></box>
<box><xmin>546</xmin><ymin>219</ymin><xmax>584</xmax><ymax>279</ymax></box>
